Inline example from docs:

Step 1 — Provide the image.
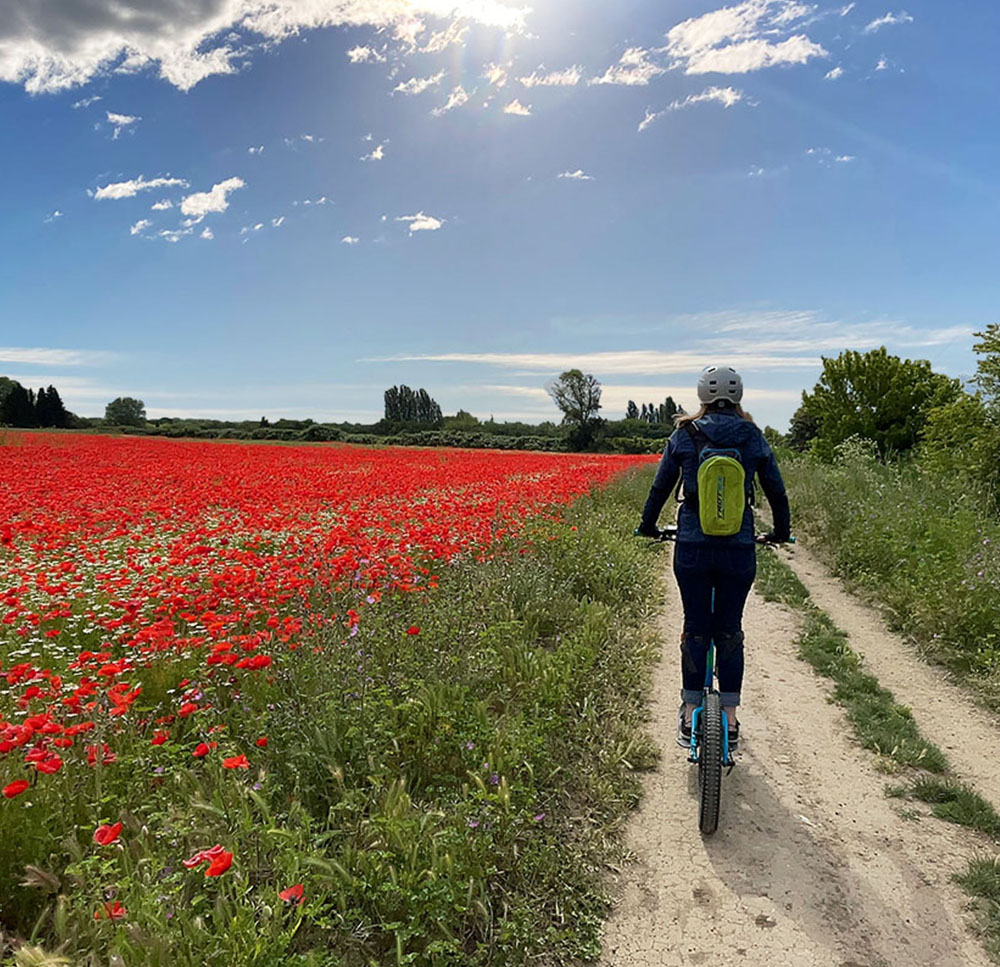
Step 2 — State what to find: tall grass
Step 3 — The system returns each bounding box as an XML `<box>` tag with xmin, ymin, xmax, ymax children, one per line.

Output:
<box><xmin>780</xmin><ymin>439</ymin><xmax>1000</xmax><ymax>693</ymax></box>
<box><xmin>1</xmin><ymin>470</ymin><xmax>662</xmax><ymax>967</ymax></box>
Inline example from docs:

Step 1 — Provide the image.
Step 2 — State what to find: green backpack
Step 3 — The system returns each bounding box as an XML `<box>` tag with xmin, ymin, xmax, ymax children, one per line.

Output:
<box><xmin>684</xmin><ymin>423</ymin><xmax>750</xmax><ymax>537</ymax></box>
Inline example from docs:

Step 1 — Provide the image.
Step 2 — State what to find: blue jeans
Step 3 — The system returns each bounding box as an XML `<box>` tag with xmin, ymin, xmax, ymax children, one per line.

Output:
<box><xmin>672</xmin><ymin>542</ymin><xmax>757</xmax><ymax>708</ymax></box>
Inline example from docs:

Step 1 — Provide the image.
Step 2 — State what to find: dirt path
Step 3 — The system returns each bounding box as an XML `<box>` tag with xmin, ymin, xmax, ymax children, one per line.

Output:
<box><xmin>781</xmin><ymin>542</ymin><xmax>1000</xmax><ymax>806</ymax></box>
<box><xmin>600</xmin><ymin>552</ymin><xmax>990</xmax><ymax>967</ymax></box>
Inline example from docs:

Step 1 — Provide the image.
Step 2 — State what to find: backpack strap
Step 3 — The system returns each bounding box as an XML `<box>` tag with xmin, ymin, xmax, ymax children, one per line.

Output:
<box><xmin>676</xmin><ymin>423</ymin><xmax>706</xmax><ymax>503</ymax></box>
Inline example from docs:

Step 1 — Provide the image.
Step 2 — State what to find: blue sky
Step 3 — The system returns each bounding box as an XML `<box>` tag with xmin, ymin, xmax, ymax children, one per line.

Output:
<box><xmin>2</xmin><ymin>0</ymin><xmax>997</xmax><ymax>429</ymax></box>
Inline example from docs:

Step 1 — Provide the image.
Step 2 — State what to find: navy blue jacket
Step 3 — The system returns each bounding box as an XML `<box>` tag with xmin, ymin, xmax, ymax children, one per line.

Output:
<box><xmin>640</xmin><ymin>410</ymin><xmax>791</xmax><ymax>544</ymax></box>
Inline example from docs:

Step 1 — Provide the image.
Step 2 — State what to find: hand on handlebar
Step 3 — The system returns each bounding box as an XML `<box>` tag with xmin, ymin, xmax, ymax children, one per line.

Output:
<box><xmin>756</xmin><ymin>532</ymin><xmax>796</xmax><ymax>545</ymax></box>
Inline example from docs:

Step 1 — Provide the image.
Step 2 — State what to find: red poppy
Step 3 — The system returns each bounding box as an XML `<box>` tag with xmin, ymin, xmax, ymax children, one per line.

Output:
<box><xmin>222</xmin><ymin>754</ymin><xmax>249</xmax><ymax>770</ymax></box>
<box><xmin>34</xmin><ymin>754</ymin><xmax>63</xmax><ymax>774</ymax></box>
<box><xmin>151</xmin><ymin>730</ymin><xmax>169</xmax><ymax>746</ymax></box>
<box><xmin>93</xmin><ymin>900</ymin><xmax>127</xmax><ymax>920</ymax></box>
<box><xmin>3</xmin><ymin>779</ymin><xmax>30</xmax><ymax>799</ymax></box>
<box><xmin>206</xmin><ymin>849</ymin><xmax>234</xmax><ymax>877</ymax></box>
<box><xmin>192</xmin><ymin>742</ymin><xmax>210</xmax><ymax>758</ymax></box>
<box><xmin>183</xmin><ymin>843</ymin><xmax>233</xmax><ymax>877</ymax></box>
<box><xmin>279</xmin><ymin>883</ymin><xmax>305</xmax><ymax>904</ymax></box>
<box><xmin>255</xmin><ymin>736</ymin><xmax>268</xmax><ymax>748</ymax></box>
<box><xmin>93</xmin><ymin>821</ymin><xmax>123</xmax><ymax>846</ymax></box>
<box><xmin>406</xmin><ymin>625</ymin><xmax>421</xmax><ymax>636</ymax></box>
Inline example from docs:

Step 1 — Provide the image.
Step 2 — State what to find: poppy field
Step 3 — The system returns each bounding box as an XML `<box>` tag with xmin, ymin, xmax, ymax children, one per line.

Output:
<box><xmin>0</xmin><ymin>433</ymin><xmax>660</xmax><ymax>966</ymax></box>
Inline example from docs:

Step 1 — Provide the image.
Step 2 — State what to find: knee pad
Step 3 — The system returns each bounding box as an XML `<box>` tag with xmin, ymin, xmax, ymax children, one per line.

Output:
<box><xmin>714</xmin><ymin>631</ymin><xmax>745</xmax><ymax>660</ymax></box>
<box><xmin>680</xmin><ymin>633</ymin><xmax>708</xmax><ymax>674</ymax></box>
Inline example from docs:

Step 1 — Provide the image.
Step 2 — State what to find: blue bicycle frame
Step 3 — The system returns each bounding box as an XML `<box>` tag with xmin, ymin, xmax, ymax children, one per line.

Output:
<box><xmin>687</xmin><ymin>598</ymin><xmax>734</xmax><ymax>766</ymax></box>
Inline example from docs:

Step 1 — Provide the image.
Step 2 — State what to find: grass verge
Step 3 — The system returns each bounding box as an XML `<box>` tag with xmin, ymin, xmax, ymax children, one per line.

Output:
<box><xmin>755</xmin><ymin>544</ymin><xmax>1000</xmax><ymax>959</ymax></box>
<box><xmin>755</xmin><ymin>550</ymin><xmax>946</xmax><ymax>772</ymax></box>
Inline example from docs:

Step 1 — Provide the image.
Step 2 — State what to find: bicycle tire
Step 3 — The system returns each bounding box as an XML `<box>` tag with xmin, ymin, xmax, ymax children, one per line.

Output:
<box><xmin>698</xmin><ymin>692</ymin><xmax>723</xmax><ymax>835</ymax></box>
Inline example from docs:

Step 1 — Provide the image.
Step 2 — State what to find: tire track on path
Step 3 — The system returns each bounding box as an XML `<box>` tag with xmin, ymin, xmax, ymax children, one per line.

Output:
<box><xmin>600</xmin><ymin>550</ymin><xmax>989</xmax><ymax>967</ymax></box>
<box><xmin>780</xmin><ymin>543</ymin><xmax>1000</xmax><ymax>807</ymax></box>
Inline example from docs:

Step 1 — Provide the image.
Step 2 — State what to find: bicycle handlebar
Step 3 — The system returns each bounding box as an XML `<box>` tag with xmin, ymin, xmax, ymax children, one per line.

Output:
<box><xmin>637</xmin><ymin>526</ymin><xmax>796</xmax><ymax>546</ymax></box>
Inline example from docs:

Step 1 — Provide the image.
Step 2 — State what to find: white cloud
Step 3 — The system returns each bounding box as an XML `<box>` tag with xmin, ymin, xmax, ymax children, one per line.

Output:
<box><xmin>825</xmin><ymin>65</ymin><xmax>844</xmax><ymax>79</ymax></box>
<box><xmin>432</xmin><ymin>85</ymin><xmax>470</xmax><ymax>116</ymax></box>
<box><xmin>665</xmin><ymin>1</ymin><xmax>828</xmax><ymax>75</ymax></box>
<box><xmin>483</xmin><ymin>62</ymin><xmax>509</xmax><ymax>87</ymax></box>
<box><xmin>519</xmin><ymin>65</ymin><xmax>583</xmax><ymax>87</ymax></box>
<box><xmin>747</xmin><ymin>166</ymin><xmax>767</xmax><ymax>177</ymax></box>
<box><xmin>200</xmin><ymin>226</ymin><xmax>214</xmax><ymax>239</ymax></box>
<box><xmin>151</xmin><ymin>199</ymin><xmax>173</xmax><ymax>210</ymax></box>
<box><xmin>396</xmin><ymin>212</ymin><xmax>444</xmax><ymax>232</ymax></box>
<box><xmin>558</xmin><ymin>169</ymin><xmax>593</xmax><ymax>181</ymax></box>
<box><xmin>284</xmin><ymin>133</ymin><xmax>320</xmax><ymax>146</ymax></box>
<box><xmin>589</xmin><ymin>47</ymin><xmax>666</xmax><ymax>86</ymax></box>
<box><xmin>72</xmin><ymin>94</ymin><xmax>102</xmax><ymax>109</ymax></box>
<box><xmin>179</xmin><ymin>176</ymin><xmax>245</xmax><ymax>222</ymax></box>
<box><xmin>342</xmin><ymin>235</ymin><xmax>360</xmax><ymax>245</ymax></box>
<box><xmin>248</xmin><ymin>145</ymin><xmax>264</xmax><ymax>154</ymax></box>
<box><xmin>0</xmin><ymin>347</ymin><xmax>118</xmax><ymax>367</ymax></box>
<box><xmin>420</xmin><ymin>21</ymin><xmax>469</xmax><ymax>53</ymax></box>
<box><xmin>94</xmin><ymin>175</ymin><xmax>188</xmax><ymax>200</ymax></box>
<box><xmin>272</xmin><ymin>216</ymin><xmax>285</xmax><ymax>227</ymax></box>
<box><xmin>106</xmin><ymin>110</ymin><xmax>140</xmax><ymax>138</ymax></box>
<box><xmin>347</xmin><ymin>45</ymin><xmax>385</xmax><ymax>63</ymax></box>
<box><xmin>44</xmin><ymin>210</ymin><xmax>63</xmax><ymax>223</ymax></box>
<box><xmin>0</xmin><ymin>1</ymin><xmax>528</xmax><ymax>94</ymax></box>
<box><xmin>129</xmin><ymin>218</ymin><xmax>152</xmax><ymax>235</ymax></box>
<box><xmin>864</xmin><ymin>11</ymin><xmax>914</xmax><ymax>33</ymax></box>
<box><xmin>157</xmin><ymin>227</ymin><xmax>192</xmax><ymax>243</ymax></box>
<box><xmin>371</xmin><ymin>349</ymin><xmax>824</xmax><ymax>373</ymax></box>
<box><xmin>840</xmin><ymin>2</ymin><xmax>856</xmax><ymax>14</ymax></box>
<box><xmin>362</xmin><ymin>142</ymin><xmax>386</xmax><ymax>161</ymax></box>
<box><xmin>875</xmin><ymin>55</ymin><xmax>889</xmax><ymax>70</ymax></box>
<box><xmin>640</xmin><ymin>86</ymin><xmax>745</xmax><ymax>131</ymax></box>
<box><xmin>294</xmin><ymin>195</ymin><xmax>329</xmax><ymax>206</ymax></box>
<box><xmin>394</xmin><ymin>70</ymin><xmax>446</xmax><ymax>95</ymax></box>
<box><xmin>503</xmin><ymin>98</ymin><xmax>531</xmax><ymax>116</ymax></box>
<box><xmin>835</xmin><ymin>154</ymin><xmax>856</xmax><ymax>163</ymax></box>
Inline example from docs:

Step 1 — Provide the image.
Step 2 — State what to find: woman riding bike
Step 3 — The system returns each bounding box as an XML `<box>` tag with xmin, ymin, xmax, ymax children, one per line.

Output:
<box><xmin>635</xmin><ymin>364</ymin><xmax>791</xmax><ymax>749</ymax></box>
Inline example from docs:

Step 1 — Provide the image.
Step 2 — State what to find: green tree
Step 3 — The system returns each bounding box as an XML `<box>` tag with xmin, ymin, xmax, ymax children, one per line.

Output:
<box><xmin>383</xmin><ymin>385</ymin><xmax>443</xmax><ymax>426</ymax></box>
<box><xmin>0</xmin><ymin>383</ymin><xmax>37</xmax><ymax>427</ymax></box>
<box><xmin>547</xmin><ymin>369</ymin><xmax>602</xmax><ymax>426</ymax></box>
<box><xmin>973</xmin><ymin>323</ymin><xmax>1000</xmax><ymax>411</ymax></box>
<box><xmin>657</xmin><ymin>396</ymin><xmax>680</xmax><ymax>424</ymax></box>
<box><xmin>804</xmin><ymin>347</ymin><xmax>960</xmax><ymax>460</ymax></box>
<box><xmin>45</xmin><ymin>386</ymin><xmax>71</xmax><ymax>428</ymax></box>
<box><xmin>786</xmin><ymin>396</ymin><xmax>820</xmax><ymax>451</ymax></box>
<box><xmin>547</xmin><ymin>370</ymin><xmax>603</xmax><ymax>450</ymax></box>
<box><xmin>443</xmin><ymin>409</ymin><xmax>480</xmax><ymax>431</ymax></box>
<box><xmin>625</xmin><ymin>400</ymin><xmax>639</xmax><ymax>421</ymax></box>
<box><xmin>920</xmin><ymin>326</ymin><xmax>1000</xmax><ymax>509</ymax></box>
<box><xmin>105</xmin><ymin>396</ymin><xmax>147</xmax><ymax>427</ymax></box>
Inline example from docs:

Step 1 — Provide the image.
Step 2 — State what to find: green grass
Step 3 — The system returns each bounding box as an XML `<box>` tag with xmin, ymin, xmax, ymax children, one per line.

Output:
<box><xmin>778</xmin><ymin>446</ymin><xmax>1000</xmax><ymax>700</ymax></box>
<box><xmin>0</xmin><ymin>468</ymin><xmax>665</xmax><ymax>967</ymax></box>
<box><xmin>755</xmin><ymin>526</ymin><xmax>1000</xmax><ymax>962</ymax></box>
<box><xmin>910</xmin><ymin>778</ymin><xmax>1000</xmax><ymax>840</ymax></box>
<box><xmin>957</xmin><ymin>858</ymin><xmax>1000</xmax><ymax>959</ymax></box>
<box><xmin>755</xmin><ymin>549</ymin><xmax>947</xmax><ymax>773</ymax></box>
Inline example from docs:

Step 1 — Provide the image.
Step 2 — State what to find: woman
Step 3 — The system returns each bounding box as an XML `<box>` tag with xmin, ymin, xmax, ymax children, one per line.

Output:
<box><xmin>635</xmin><ymin>364</ymin><xmax>791</xmax><ymax>749</ymax></box>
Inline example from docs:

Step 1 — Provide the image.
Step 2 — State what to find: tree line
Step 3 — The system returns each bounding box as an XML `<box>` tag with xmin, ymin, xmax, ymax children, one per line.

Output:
<box><xmin>0</xmin><ymin>379</ymin><xmax>72</xmax><ymax>428</ymax></box>
<box><xmin>781</xmin><ymin>326</ymin><xmax>1000</xmax><ymax>511</ymax></box>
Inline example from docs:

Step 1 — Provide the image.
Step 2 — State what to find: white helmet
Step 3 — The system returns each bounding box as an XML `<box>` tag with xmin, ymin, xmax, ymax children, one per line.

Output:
<box><xmin>697</xmin><ymin>364</ymin><xmax>743</xmax><ymax>407</ymax></box>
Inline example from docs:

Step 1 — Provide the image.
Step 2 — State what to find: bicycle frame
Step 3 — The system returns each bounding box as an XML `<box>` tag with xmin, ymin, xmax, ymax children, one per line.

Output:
<box><xmin>688</xmin><ymin>641</ymin><xmax>733</xmax><ymax>766</ymax></box>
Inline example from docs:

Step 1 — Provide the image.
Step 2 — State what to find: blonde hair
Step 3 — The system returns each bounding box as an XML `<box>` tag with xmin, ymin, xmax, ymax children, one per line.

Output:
<box><xmin>675</xmin><ymin>402</ymin><xmax>755</xmax><ymax>426</ymax></box>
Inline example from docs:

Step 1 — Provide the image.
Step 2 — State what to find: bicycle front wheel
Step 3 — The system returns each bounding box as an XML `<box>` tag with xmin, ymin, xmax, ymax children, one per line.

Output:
<box><xmin>698</xmin><ymin>692</ymin><xmax>723</xmax><ymax>835</ymax></box>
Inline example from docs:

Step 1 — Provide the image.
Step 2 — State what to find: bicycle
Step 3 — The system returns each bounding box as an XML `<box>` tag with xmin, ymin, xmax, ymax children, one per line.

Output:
<box><xmin>643</xmin><ymin>524</ymin><xmax>793</xmax><ymax>835</ymax></box>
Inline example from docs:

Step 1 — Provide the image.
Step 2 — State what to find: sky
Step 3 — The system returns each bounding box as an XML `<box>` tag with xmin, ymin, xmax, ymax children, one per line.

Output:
<box><xmin>1</xmin><ymin>0</ymin><xmax>998</xmax><ymax>430</ymax></box>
